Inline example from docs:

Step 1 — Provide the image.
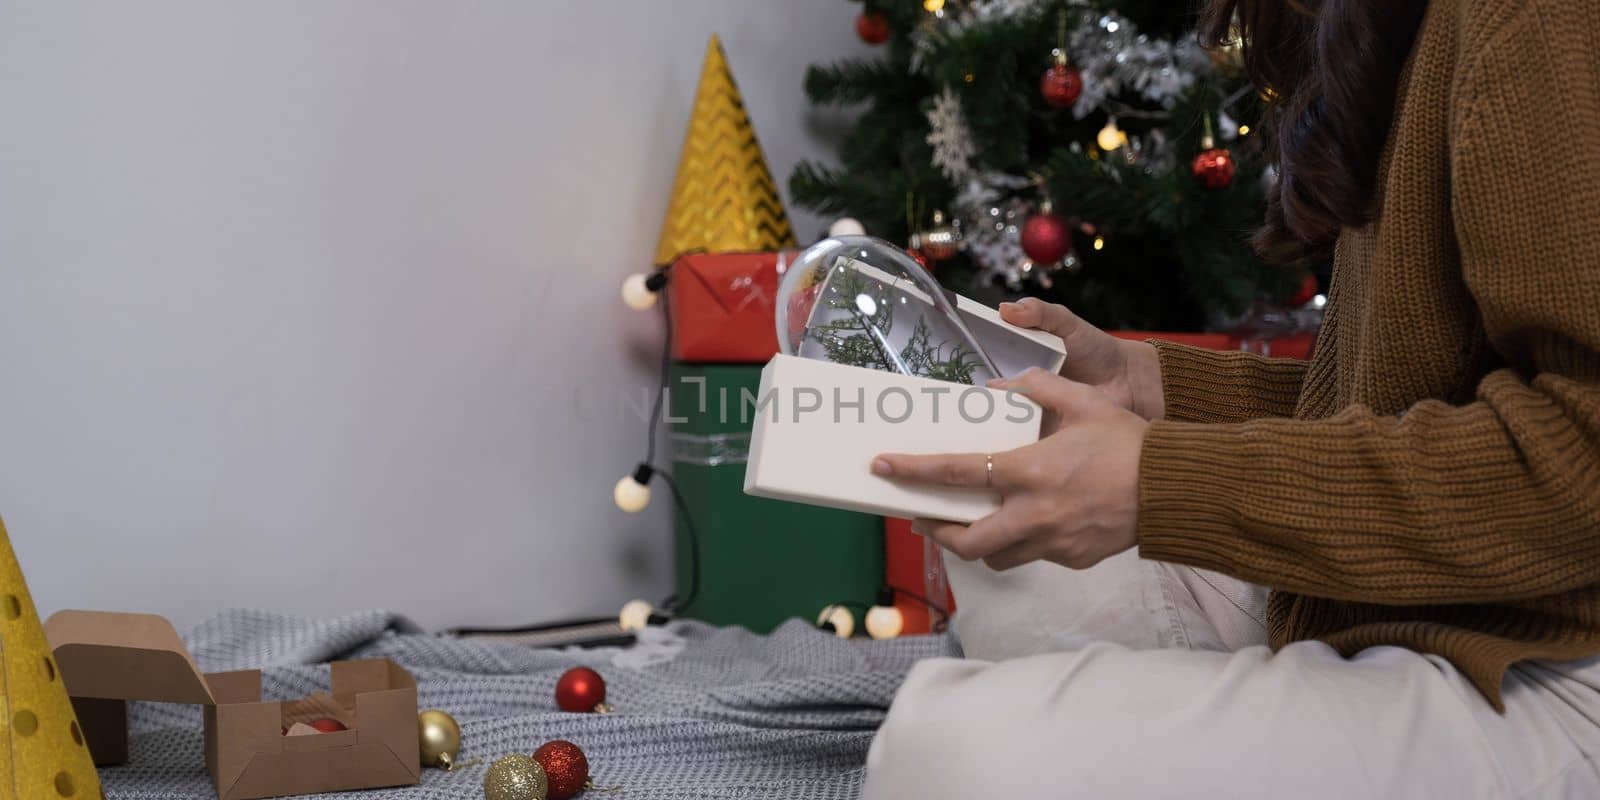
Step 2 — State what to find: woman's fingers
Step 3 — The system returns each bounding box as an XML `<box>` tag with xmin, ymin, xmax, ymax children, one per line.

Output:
<box><xmin>872</xmin><ymin>449</ymin><xmax>1024</xmax><ymax>490</ymax></box>
<box><xmin>913</xmin><ymin>510</ymin><xmax>1028</xmax><ymax>562</ymax></box>
<box><xmin>992</xmin><ymin>368</ymin><xmax>1093</xmax><ymax>417</ymax></box>
<box><xmin>999</xmin><ymin>297</ymin><xmax>1081</xmax><ymax>343</ymax></box>
<box><xmin>981</xmin><ymin>537</ymin><xmax>1047</xmax><ymax>572</ymax></box>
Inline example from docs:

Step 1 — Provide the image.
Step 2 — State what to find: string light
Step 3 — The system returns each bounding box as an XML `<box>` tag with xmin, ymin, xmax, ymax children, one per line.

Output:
<box><xmin>865</xmin><ymin>589</ymin><xmax>905</xmax><ymax>640</ymax></box>
<box><xmin>618</xmin><ymin>599</ymin><xmax>654</xmax><ymax>632</ymax></box>
<box><xmin>1097</xmin><ymin>118</ymin><xmax>1128</xmax><ymax>151</ymax></box>
<box><xmin>1093</xmin><ymin>236</ymin><xmax>1106</xmax><ymax>251</ymax></box>
<box><xmin>817</xmin><ymin>604</ymin><xmax>855</xmax><ymax>638</ymax></box>
<box><xmin>923</xmin><ymin>0</ymin><xmax>945</xmax><ymax>11</ymax></box>
<box><xmin>827</xmin><ymin>217</ymin><xmax>865</xmax><ymax>237</ymax></box>
<box><xmin>1238</xmin><ymin>124</ymin><xmax>1251</xmax><ymax>136</ymax></box>
<box><xmin>621</xmin><ymin>272</ymin><xmax>667</xmax><ymax>311</ymax></box>
<box><xmin>613</xmin><ymin>464</ymin><xmax>653</xmax><ymax>512</ymax></box>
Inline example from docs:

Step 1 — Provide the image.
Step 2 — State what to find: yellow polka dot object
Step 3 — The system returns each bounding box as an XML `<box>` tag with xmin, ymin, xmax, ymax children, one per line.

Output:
<box><xmin>0</xmin><ymin>516</ymin><xmax>102</xmax><ymax>798</ymax></box>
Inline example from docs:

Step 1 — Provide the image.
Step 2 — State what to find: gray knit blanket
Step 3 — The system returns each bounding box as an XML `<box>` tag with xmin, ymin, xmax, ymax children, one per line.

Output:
<box><xmin>100</xmin><ymin>610</ymin><xmax>958</xmax><ymax>799</ymax></box>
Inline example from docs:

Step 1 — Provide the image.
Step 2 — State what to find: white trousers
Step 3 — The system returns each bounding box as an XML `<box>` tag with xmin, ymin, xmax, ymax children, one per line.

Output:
<box><xmin>863</xmin><ymin>551</ymin><xmax>1600</xmax><ymax>799</ymax></box>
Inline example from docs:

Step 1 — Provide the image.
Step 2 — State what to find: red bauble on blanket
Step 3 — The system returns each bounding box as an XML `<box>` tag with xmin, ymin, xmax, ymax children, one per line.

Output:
<box><xmin>555</xmin><ymin>667</ymin><xmax>611</xmax><ymax>713</ymax></box>
<box><xmin>534</xmin><ymin>740</ymin><xmax>591</xmax><ymax>800</ymax></box>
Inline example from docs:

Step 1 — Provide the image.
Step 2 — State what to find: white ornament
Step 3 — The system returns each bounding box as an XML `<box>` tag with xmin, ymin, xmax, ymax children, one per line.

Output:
<box><xmin>1218</xmin><ymin>111</ymin><xmax>1239</xmax><ymax>141</ymax></box>
<box><xmin>958</xmin><ymin>196</ymin><xmax>1029</xmax><ymax>288</ymax></box>
<box><xmin>925</xmin><ymin>88</ymin><xmax>977</xmax><ymax>182</ymax></box>
<box><xmin>621</xmin><ymin>273</ymin><xmax>658</xmax><ymax>311</ymax></box>
<box><xmin>828</xmin><ymin>217</ymin><xmax>866</xmax><ymax>237</ymax></box>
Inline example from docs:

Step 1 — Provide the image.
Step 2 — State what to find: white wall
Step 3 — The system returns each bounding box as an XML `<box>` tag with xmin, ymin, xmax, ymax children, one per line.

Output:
<box><xmin>0</xmin><ymin>1</ymin><xmax>866</xmax><ymax>630</ymax></box>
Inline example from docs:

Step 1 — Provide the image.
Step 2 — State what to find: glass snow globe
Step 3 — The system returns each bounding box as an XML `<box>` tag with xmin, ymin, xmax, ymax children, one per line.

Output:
<box><xmin>775</xmin><ymin>236</ymin><xmax>1062</xmax><ymax>385</ymax></box>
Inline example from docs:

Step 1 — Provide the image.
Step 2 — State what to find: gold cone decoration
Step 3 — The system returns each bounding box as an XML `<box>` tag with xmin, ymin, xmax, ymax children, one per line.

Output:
<box><xmin>0</xmin><ymin>516</ymin><xmax>101</xmax><ymax>798</ymax></box>
<box><xmin>654</xmin><ymin>35</ymin><xmax>797</xmax><ymax>264</ymax></box>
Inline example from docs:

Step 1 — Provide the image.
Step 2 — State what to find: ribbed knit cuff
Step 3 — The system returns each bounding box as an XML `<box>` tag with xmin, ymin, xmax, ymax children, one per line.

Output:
<box><xmin>1135</xmin><ymin>420</ymin><xmax>1248</xmax><ymax>576</ymax></box>
<box><xmin>1153</xmin><ymin>341</ymin><xmax>1308</xmax><ymax>424</ymax></box>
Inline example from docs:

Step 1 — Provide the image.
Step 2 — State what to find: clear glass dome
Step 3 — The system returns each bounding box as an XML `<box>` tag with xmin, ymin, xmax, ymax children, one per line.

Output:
<box><xmin>776</xmin><ymin>236</ymin><xmax>1003</xmax><ymax>385</ymax></box>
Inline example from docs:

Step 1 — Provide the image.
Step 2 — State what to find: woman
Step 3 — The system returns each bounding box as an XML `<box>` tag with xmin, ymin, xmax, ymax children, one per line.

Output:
<box><xmin>862</xmin><ymin>0</ymin><xmax>1600</xmax><ymax>797</ymax></box>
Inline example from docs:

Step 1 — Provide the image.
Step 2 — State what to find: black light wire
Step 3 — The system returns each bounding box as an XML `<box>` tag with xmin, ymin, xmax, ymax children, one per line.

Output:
<box><xmin>637</xmin><ymin>252</ymin><xmax>706</xmax><ymax>618</ymax></box>
<box><xmin>443</xmin><ymin>257</ymin><xmax>705</xmax><ymax>642</ymax></box>
<box><xmin>887</xmin><ymin>585</ymin><xmax>951</xmax><ymax>633</ymax></box>
<box><xmin>651</xmin><ymin>251</ymin><xmax>946</xmax><ymax>636</ymax></box>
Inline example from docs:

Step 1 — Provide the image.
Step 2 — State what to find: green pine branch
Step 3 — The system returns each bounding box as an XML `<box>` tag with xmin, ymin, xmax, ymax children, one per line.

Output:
<box><xmin>791</xmin><ymin>0</ymin><xmax>1325</xmax><ymax>332</ymax></box>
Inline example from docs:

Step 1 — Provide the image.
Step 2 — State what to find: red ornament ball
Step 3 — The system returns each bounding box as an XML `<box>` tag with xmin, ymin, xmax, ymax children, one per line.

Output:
<box><xmin>1040</xmin><ymin>64</ymin><xmax>1082</xmax><ymax>108</ymax></box>
<box><xmin>555</xmin><ymin>667</ymin><xmax>607</xmax><ymax>713</ymax></box>
<box><xmin>1289</xmin><ymin>272</ymin><xmax>1319</xmax><ymax>307</ymax></box>
<box><xmin>1191</xmin><ymin>148</ymin><xmax>1237</xmax><ymax>189</ymax></box>
<box><xmin>533</xmin><ymin>740</ymin><xmax>590</xmax><ymax>800</ymax></box>
<box><xmin>855</xmin><ymin>12</ymin><xmax>890</xmax><ymax>45</ymax></box>
<box><xmin>307</xmin><ymin>718</ymin><xmax>346</xmax><ymax>733</ymax></box>
<box><xmin>1020</xmin><ymin>212</ymin><xmax>1072</xmax><ymax>264</ymax></box>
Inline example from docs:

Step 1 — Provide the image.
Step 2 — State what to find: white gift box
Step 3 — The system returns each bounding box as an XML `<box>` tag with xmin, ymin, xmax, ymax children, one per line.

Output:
<box><xmin>744</xmin><ymin>296</ymin><xmax>1067</xmax><ymax>523</ymax></box>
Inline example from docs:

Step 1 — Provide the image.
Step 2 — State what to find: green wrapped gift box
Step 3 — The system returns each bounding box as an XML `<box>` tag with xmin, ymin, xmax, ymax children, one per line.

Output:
<box><xmin>667</xmin><ymin>363</ymin><xmax>883</xmax><ymax>633</ymax></box>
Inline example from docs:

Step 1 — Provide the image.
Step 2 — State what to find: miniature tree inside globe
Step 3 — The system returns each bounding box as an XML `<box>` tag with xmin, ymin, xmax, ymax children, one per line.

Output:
<box><xmin>776</xmin><ymin>236</ymin><xmax>1065</xmax><ymax>385</ymax></box>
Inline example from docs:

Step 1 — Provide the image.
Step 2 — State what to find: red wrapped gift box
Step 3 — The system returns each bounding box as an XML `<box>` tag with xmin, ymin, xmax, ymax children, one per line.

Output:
<box><xmin>1110</xmin><ymin>330</ymin><xmax>1317</xmax><ymax>360</ymax></box>
<box><xmin>884</xmin><ymin>517</ymin><xmax>954</xmax><ymax>635</ymax></box>
<box><xmin>668</xmin><ymin>251</ymin><xmax>794</xmax><ymax>363</ymax></box>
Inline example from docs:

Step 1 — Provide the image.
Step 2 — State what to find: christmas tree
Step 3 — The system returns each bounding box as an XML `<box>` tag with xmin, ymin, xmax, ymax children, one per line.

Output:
<box><xmin>792</xmin><ymin>0</ymin><xmax>1313</xmax><ymax>332</ymax></box>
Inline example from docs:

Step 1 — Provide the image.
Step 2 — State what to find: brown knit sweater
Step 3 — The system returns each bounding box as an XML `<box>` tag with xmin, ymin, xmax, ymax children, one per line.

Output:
<box><xmin>1136</xmin><ymin>0</ymin><xmax>1600</xmax><ymax>710</ymax></box>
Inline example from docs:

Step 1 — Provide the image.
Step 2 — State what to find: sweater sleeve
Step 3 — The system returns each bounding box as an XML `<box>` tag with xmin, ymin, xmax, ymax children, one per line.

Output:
<box><xmin>1137</xmin><ymin>4</ymin><xmax>1600</xmax><ymax>606</ymax></box>
<box><xmin>1153</xmin><ymin>341</ymin><xmax>1308</xmax><ymax>424</ymax></box>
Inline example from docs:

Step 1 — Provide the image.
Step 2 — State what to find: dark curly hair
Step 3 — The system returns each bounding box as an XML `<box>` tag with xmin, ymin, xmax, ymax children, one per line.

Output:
<box><xmin>1200</xmin><ymin>0</ymin><xmax>1429</xmax><ymax>263</ymax></box>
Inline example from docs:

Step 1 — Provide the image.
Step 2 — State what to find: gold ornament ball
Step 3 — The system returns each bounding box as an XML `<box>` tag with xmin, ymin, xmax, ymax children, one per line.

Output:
<box><xmin>417</xmin><ymin>709</ymin><xmax>461</xmax><ymax>770</ymax></box>
<box><xmin>484</xmin><ymin>754</ymin><xmax>549</xmax><ymax>800</ymax></box>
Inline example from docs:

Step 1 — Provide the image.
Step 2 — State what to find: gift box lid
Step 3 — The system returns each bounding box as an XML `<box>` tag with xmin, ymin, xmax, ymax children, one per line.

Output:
<box><xmin>45</xmin><ymin>610</ymin><xmax>217</xmax><ymax>705</ymax></box>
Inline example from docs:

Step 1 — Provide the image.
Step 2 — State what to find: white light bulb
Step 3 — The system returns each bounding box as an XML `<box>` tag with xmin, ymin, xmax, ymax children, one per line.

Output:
<box><xmin>1097</xmin><ymin>119</ymin><xmax>1127</xmax><ymax>151</ymax></box>
<box><xmin>621</xmin><ymin>273</ymin><xmax>658</xmax><ymax>311</ymax></box>
<box><xmin>816</xmin><ymin>604</ymin><xmax>855</xmax><ymax>639</ymax></box>
<box><xmin>613</xmin><ymin>475</ymin><xmax>651</xmax><ymax>512</ymax></box>
<box><xmin>619</xmin><ymin>599</ymin><xmax>654</xmax><ymax>632</ymax></box>
<box><xmin>865</xmin><ymin>604</ymin><xmax>905</xmax><ymax>640</ymax></box>
<box><xmin>827</xmin><ymin>217</ymin><xmax>866</xmax><ymax>237</ymax></box>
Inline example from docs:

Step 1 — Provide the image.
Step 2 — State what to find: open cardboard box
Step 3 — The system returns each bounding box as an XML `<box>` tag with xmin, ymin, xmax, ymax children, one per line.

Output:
<box><xmin>44</xmin><ymin>610</ymin><xmax>420</xmax><ymax>800</ymax></box>
<box><xmin>746</xmin><ymin>261</ymin><xmax>1068</xmax><ymax>523</ymax></box>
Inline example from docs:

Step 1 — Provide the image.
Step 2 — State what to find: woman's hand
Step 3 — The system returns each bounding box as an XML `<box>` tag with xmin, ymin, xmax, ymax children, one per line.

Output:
<box><xmin>999</xmin><ymin>298</ymin><xmax>1165</xmax><ymax>421</ymax></box>
<box><xmin>871</xmin><ymin>369</ymin><xmax>1148</xmax><ymax>571</ymax></box>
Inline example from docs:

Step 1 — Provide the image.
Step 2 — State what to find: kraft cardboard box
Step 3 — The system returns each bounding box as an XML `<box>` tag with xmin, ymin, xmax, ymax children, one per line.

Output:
<box><xmin>45</xmin><ymin>610</ymin><xmax>420</xmax><ymax>800</ymax></box>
